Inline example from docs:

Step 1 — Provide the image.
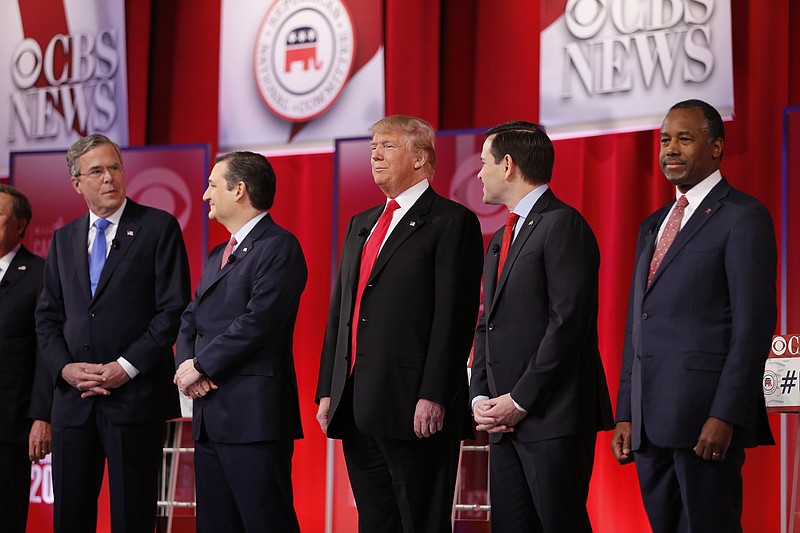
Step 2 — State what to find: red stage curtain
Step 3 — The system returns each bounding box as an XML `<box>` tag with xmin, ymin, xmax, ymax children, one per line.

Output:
<box><xmin>140</xmin><ymin>1</ymin><xmax>799</xmax><ymax>531</ymax></box>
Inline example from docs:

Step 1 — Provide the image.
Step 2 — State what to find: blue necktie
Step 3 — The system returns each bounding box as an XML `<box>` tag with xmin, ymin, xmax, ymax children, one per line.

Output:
<box><xmin>89</xmin><ymin>218</ymin><xmax>111</xmax><ymax>296</ymax></box>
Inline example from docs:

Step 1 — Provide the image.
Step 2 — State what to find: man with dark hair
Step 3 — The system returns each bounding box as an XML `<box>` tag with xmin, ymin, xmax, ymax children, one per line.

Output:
<box><xmin>316</xmin><ymin>115</ymin><xmax>483</xmax><ymax>532</ymax></box>
<box><xmin>175</xmin><ymin>151</ymin><xmax>307</xmax><ymax>533</ymax></box>
<box><xmin>0</xmin><ymin>184</ymin><xmax>51</xmax><ymax>533</ymax></box>
<box><xmin>36</xmin><ymin>134</ymin><xmax>191</xmax><ymax>533</ymax></box>
<box><xmin>470</xmin><ymin>121</ymin><xmax>613</xmax><ymax>532</ymax></box>
<box><xmin>611</xmin><ymin>100</ymin><xmax>776</xmax><ymax>532</ymax></box>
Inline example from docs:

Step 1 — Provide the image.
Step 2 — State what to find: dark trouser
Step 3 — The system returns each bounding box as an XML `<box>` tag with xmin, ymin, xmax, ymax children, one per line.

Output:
<box><xmin>634</xmin><ymin>432</ymin><xmax>745</xmax><ymax>533</ymax></box>
<box><xmin>0</xmin><ymin>441</ymin><xmax>31</xmax><ymax>533</ymax></box>
<box><xmin>489</xmin><ymin>432</ymin><xmax>596</xmax><ymax>533</ymax></box>
<box><xmin>194</xmin><ymin>431</ymin><xmax>300</xmax><ymax>533</ymax></box>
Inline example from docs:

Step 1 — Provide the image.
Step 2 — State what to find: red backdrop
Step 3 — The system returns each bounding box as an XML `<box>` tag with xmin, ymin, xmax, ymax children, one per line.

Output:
<box><xmin>109</xmin><ymin>1</ymin><xmax>800</xmax><ymax>531</ymax></box>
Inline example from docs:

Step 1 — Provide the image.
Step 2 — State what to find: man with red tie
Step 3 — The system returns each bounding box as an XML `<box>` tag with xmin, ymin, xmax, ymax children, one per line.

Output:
<box><xmin>470</xmin><ymin>121</ymin><xmax>613</xmax><ymax>532</ymax></box>
<box><xmin>316</xmin><ymin>115</ymin><xmax>483</xmax><ymax>532</ymax></box>
<box><xmin>611</xmin><ymin>100</ymin><xmax>777</xmax><ymax>532</ymax></box>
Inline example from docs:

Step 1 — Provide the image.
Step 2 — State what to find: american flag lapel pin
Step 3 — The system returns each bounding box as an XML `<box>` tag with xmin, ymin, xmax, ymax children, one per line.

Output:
<box><xmin>704</xmin><ymin>209</ymin><xmax>712</xmax><ymax>214</ymax></box>
<box><xmin>242</xmin><ymin>247</ymin><xmax>249</xmax><ymax>252</ymax></box>
<box><xmin>18</xmin><ymin>265</ymin><xmax>26</xmax><ymax>271</ymax></box>
<box><xmin>409</xmin><ymin>221</ymin><xmax>416</xmax><ymax>227</ymax></box>
<box><xmin>127</xmin><ymin>230</ymin><xmax>134</xmax><ymax>236</ymax></box>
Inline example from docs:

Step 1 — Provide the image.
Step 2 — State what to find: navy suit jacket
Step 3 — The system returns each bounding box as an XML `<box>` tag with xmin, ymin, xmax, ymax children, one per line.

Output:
<box><xmin>616</xmin><ymin>179</ymin><xmax>776</xmax><ymax>450</ymax></box>
<box><xmin>0</xmin><ymin>245</ymin><xmax>50</xmax><ymax>443</ymax></box>
<box><xmin>177</xmin><ymin>214</ymin><xmax>307</xmax><ymax>443</ymax></box>
<box><xmin>36</xmin><ymin>199</ymin><xmax>190</xmax><ymax>426</ymax></box>
<box><xmin>470</xmin><ymin>189</ymin><xmax>614</xmax><ymax>443</ymax></box>
<box><xmin>317</xmin><ymin>187</ymin><xmax>484</xmax><ymax>441</ymax></box>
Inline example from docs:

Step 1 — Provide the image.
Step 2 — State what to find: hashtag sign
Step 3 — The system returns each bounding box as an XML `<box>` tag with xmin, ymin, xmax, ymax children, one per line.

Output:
<box><xmin>781</xmin><ymin>370</ymin><xmax>798</xmax><ymax>395</ymax></box>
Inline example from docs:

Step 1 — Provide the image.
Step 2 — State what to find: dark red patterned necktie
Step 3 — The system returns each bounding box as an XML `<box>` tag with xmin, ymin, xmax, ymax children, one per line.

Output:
<box><xmin>497</xmin><ymin>212</ymin><xmax>520</xmax><ymax>282</ymax></box>
<box><xmin>648</xmin><ymin>195</ymin><xmax>689</xmax><ymax>286</ymax></box>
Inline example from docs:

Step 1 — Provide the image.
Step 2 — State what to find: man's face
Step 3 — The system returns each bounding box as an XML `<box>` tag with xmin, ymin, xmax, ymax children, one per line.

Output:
<box><xmin>71</xmin><ymin>143</ymin><xmax>127</xmax><ymax>217</ymax></box>
<box><xmin>0</xmin><ymin>192</ymin><xmax>24</xmax><ymax>256</ymax></box>
<box><xmin>659</xmin><ymin>107</ymin><xmax>722</xmax><ymax>193</ymax></box>
<box><xmin>478</xmin><ymin>136</ymin><xmax>507</xmax><ymax>206</ymax></box>
<box><xmin>370</xmin><ymin>131</ymin><xmax>422</xmax><ymax>197</ymax></box>
<box><xmin>202</xmin><ymin>161</ymin><xmax>238</xmax><ymax>224</ymax></box>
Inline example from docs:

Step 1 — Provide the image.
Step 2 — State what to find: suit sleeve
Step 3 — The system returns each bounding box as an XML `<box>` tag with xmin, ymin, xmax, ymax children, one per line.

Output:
<box><xmin>28</xmin><ymin>350</ymin><xmax>53</xmax><ymax>422</ymax></box>
<box><xmin>510</xmin><ymin>212</ymin><xmax>600</xmax><ymax>412</ymax></box>
<box><xmin>710</xmin><ymin>201</ymin><xmax>777</xmax><ymax>426</ymax></box>
<box><xmin>36</xmin><ymin>231</ymin><xmax>74</xmax><ymax>382</ymax></box>
<box><xmin>118</xmin><ymin>216</ymin><xmax>191</xmax><ymax>375</ymax></box>
<box><xmin>470</xmin><ymin>234</ymin><xmax>502</xmax><ymax>403</ymax></box>
<box><xmin>194</xmin><ymin>234</ymin><xmax>307</xmax><ymax>378</ymax></box>
<box><xmin>316</xmin><ymin>218</ymin><xmax>355</xmax><ymax>400</ymax></box>
<box><xmin>418</xmin><ymin>208</ymin><xmax>483</xmax><ymax>406</ymax></box>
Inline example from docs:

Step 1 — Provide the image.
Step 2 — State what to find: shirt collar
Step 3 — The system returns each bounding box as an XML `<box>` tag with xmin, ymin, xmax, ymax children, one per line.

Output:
<box><xmin>232</xmin><ymin>211</ymin><xmax>268</xmax><ymax>247</ymax></box>
<box><xmin>678</xmin><ymin>170</ymin><xmax>721</xmax><ymax>206</ymax></box>
<box><xmin>390</xmin><ymin>179</ymin><xmax>429</xmax><ymax>210</ymax></box>
<box><xmin>512</xmin><ymin>184</ymin><xmax>549</xmax><ymax>218</ymax></box>
<box><xmin>89</xmin><ymin>198</ymin><xmax>127</xmax><ymax>228</ymax></box>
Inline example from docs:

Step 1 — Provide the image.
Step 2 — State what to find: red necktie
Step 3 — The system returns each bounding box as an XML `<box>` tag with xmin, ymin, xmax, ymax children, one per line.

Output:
<box><xmin>647</xmin><ymin>195</ymin><xmax>689</xmax><ymax>286</ymax></box>
<box><xmin>350</xmin><ymin>199</ymin><xmax>400</xmax><ymax>373</ymax></box>
<box><xmin>220</xmin><ymin>235</ymin><xmax>237</xmax><ymax>269</ymax></box>
<box><xmin>497</xmin><ymin>212</ymin><xmax>520</xmax><ymax>282</ymax></box>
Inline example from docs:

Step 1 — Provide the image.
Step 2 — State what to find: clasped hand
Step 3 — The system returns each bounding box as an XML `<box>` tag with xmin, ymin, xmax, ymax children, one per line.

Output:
<box><xmin>61</xmin><ymin>361</ymin><xmax>130</xmax><ymax>398</ymax></box>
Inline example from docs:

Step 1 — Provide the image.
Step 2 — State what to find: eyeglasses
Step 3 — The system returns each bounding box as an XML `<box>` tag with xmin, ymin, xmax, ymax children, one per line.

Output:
<box><xmin>77</xmin><ymin>163</ymin><xmax>124</xmax><ymax>181</ymax></box>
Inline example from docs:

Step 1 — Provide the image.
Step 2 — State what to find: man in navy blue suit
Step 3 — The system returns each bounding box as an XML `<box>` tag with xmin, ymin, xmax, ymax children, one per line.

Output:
<box><xmin>36</xmin><ymin>134</ymin><xmax>191</xmax><ymax>533</ymax></box>
<box><xmin>175</xmin><ymin>151</ymin><xmax>307</xmax><ymax>533</ymax></box>
<box><xmin>0</xmin><ymin>184</ymin><xmax>51</xmax><ymax>533</ymax></box>
<box><xmin>611</xmin><ymin>100</ymin><xmax>776</xmax><ymax>532</ymax></box>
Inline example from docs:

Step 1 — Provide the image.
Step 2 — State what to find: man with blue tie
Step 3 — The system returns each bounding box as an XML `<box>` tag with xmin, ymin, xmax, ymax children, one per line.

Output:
<box><xmin>36</xmin><ymin>134</ymin><xmax>191</xmax><ymax>533</ymax></box>
<box><xmin>174</xmin><ymin>151</ymin><xmax>307</xmax><ymax>533</ymax></box>
<box><xmin>611</xmin><ymin>100</ymin><xmax>777</xmax><ymax>532</ymax></box>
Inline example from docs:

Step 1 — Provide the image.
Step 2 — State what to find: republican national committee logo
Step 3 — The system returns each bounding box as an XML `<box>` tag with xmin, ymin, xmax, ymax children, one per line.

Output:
<box><xmin>254</xmin><ymin>0</ymin><xmax>355</xmax><ymax>122</ymax></box>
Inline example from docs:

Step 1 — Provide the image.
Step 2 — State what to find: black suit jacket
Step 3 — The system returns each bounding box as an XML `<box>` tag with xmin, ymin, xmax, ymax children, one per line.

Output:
<box><xmin>0</xmin><ymin>245</ymin><xmax>50</xmax><ymax>443</ymax></box>
<box><xmin>317</xmin><ymin>186</ymin><xmax>484</xmax><ymax>440</ymax></box>
<box><xmin>616</xmin><ymin>179</ymin><xmax>776</xmax><ymax>450</ymax></box>
<box><xmin>470</xmin><ymin>189</ymin><xmax>614</xmax><ymax>443</ymax></box>
<box><xmin>177</xmin><ymin>214</ymin><xmax>307</xmax><ymax>443</ymax></box>
<box><xmin>36</xmin><ymin>199</ymin><xmax>190</xmax><ymax>426</ymax></box>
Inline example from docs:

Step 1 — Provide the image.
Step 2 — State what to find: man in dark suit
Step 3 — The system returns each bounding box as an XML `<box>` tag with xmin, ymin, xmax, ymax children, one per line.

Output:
<box><xmin>174</xmin><ymin>151</ymin><xmax>307</xmax><ymax>533</ymax></box>
<box><xmin>0</xmin><ymin>184</ymin><xmax>52</xmax><ymax>533</ymax></box>
<box><xmin>611</xmin><ymin>100</ymin><xmax>776</xmax><ymax>532</ymax></box>
<box><xmin>470</xmin><ymin>121</ymin><xmax>614</xmax><ymax>532</ymax></box>
<box><xmin>36</xmin><ymin>134</ymin><xmax>191</xmax><ymax>533</ymax></box>
<box><xmin>316</xmin><ymin>115</ymin><xmax>483</xmax><ymax>532</ymax></box>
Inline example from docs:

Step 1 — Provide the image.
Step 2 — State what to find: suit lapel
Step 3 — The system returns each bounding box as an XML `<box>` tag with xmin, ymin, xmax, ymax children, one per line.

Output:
<box><xmin>93</xmin><ymin>201</ymin><xmax>141</xmax><ymax>300</ymax></box>
<box><xmin>491</xmin><ymin>189</ymin><xmax>551</xmax><ymax>311</ymax></box>
<box><xmin>196</xmin><ymin>214</ymin><xmax>275</xmax><ymax>299</ymax></box>
<box><xmin>72</xmin><ymin>215</ymin><xmax>92</xmax><ymax>299</ymax></box>
<box><xmin>0</xmin><ymin>246</ymin><xmax>33</xmax><ymax>301</ymax></box>
<box><xmin>343</xmin><ymin>207</ymin><xmax>382</xmax><ymax>295</ymax></box>
<box><xmin>647</xmin><ymin>180</ymin><xmax>730</xmax><ymax>289</ymax></box>
<box><xmin>366</xmin><ymin>187</ymin><xmax>433</xmax><ymax>284</ymax></box>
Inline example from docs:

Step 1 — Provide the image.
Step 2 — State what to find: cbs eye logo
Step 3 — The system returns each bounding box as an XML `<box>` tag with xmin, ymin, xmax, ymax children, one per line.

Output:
<box><xmin>127</xmin><ymin>168</ymin><xmax>192</xmax><ymax>230</ymax></box>
<box><xmin>772</xmin><ymin>335</ymin><xmax>800</xmax><ymax>357</ymax></box>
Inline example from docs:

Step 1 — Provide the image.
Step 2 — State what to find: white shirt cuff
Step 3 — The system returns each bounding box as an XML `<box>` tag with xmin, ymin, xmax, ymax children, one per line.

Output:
<box><xmin>117</xmin><ymin>356</ymin><xmax>139</xmax><ymax>378</ymax></box>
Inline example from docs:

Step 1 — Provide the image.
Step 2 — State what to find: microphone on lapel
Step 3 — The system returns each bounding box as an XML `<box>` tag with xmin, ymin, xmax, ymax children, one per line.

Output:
<box><xmin>227</xmin><ymin>255</ymin><xmax>236</xmax><ymax>265</ymax></box>
<box><xmin>491</xmin><ymin>243</ymin><xmax>500</xmax><ymax>256</ymax></box>
<box><xmin>357</xmin><ymin>227</ymin><xmax>369</xmax><ymax>238</ymax></box>
<box><xmin>111</xmin><ymin>239</ymin><xmax>120</xmax><ymax>250</ymax></box>
<box><xmin>648</xmin><ymin>225</ymin><xmax>658</xmax><ymax>235</ymax></box>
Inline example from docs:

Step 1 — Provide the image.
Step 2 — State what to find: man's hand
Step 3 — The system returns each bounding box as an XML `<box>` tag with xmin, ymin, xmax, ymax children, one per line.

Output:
<box><xmin>174</xmin><ymin>359</ymin><xmax>203</xmax><ymax>393</ymax></box>
<box><xmin>611</xmin><ymin>422</ymin><xmax>633</xmax><ymax>465</ymax></box>
<box><xmin>414</xmin><ymin>398</ymin><xmax>445</xmax><ymax>438</ymax></box>
<box><xmin>693</xmin><ymin>416</ymin><xmax>733</xmax><ymax>461</ymax></box>
<box><xmin>185</xmin><ymin>376</ymin><xmax>218</xmax><ymax>399</ymax></box>
<box><xmin>316</xmin><ymin>397</ymin><xmax>331</xmax><ymax>435</ymax></box>
<box><xmin>474</xmin><ymin>394</ymin><xmax>525</xmax><ymax>433</ymax></box>
<box><xmin>28</xmin><ymin>420</ymin><xmax>52</xmax><ymax>462</ymax></box>
<box><xmin>79</xmin><ymin>361</ymin><xmax>132</xmax><ymax>398</ymax></box>
<box><xmin>61</xmin><ymin>362</ymin><xmax>108</xmax><ymax>396</ymax></box>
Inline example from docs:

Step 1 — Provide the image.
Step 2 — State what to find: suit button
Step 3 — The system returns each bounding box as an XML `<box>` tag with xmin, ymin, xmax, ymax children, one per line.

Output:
<box><xmin>367</xmin><ymin>283</ymin><xmax>374</xmax><ymax>288</ymax></box>
<box><xmin>636</xmin><ymin>354</ymin><xmax>641</xmax><ymax>361</ymax></box>
<box><xmin>89</xmin><ymin>312</ymin><xmax>96</xmax><ymax>318</ymax></box>
<box><xmin>197</xmin><ymin>330</ymin><xmax>204</xmax><ymax>337</ymax></box>
<box><xmin>83</xmin><ymin>344</ymin><xmax>90</xmax><ymax>350</ymax></box>
<box><xmin>488</xmin><ymin>323</ymin><xmax>495</xmax><ymax>331</ymax></box>
<box><xmin>641</xmin><ymin>313</ymin><xmax>648</xmax><ymax>320</ymax></box>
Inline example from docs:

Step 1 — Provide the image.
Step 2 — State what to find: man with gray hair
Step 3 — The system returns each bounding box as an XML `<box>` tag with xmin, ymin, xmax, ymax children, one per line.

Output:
<box><xmin>36</xmin><ymin>134</ymin><xmax>191</xmax><ymax>533</ymax></box>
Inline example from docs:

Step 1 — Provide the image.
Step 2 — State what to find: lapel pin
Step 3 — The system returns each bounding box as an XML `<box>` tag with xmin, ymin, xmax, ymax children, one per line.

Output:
<box><xmin>528</xmin><ymin>220</ymin><xmax>533</xmax><ymax>225</ymax></box>
<box><xmin>127</xmin><ymin>230</ymin><xmax>134</xmax><ymax>236</ymax></box>
<box><xmin>242</xmin><ymin>247</ymin><xmax>248</xmax><ymax>252</ymax></box>
<box><xmin>18</xmin><ymin>265</ymin><xmax>26</xmax><ymax>271</ymax></box>
<box><xmin>409</xmin><ymin>221</ymin><xmax>416</xmax><ymax>227</ymax></box>
<box><xmin>704</xmin><ymin>209</ymin><xmax>712</xmax><ymax>214</ymax></box>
